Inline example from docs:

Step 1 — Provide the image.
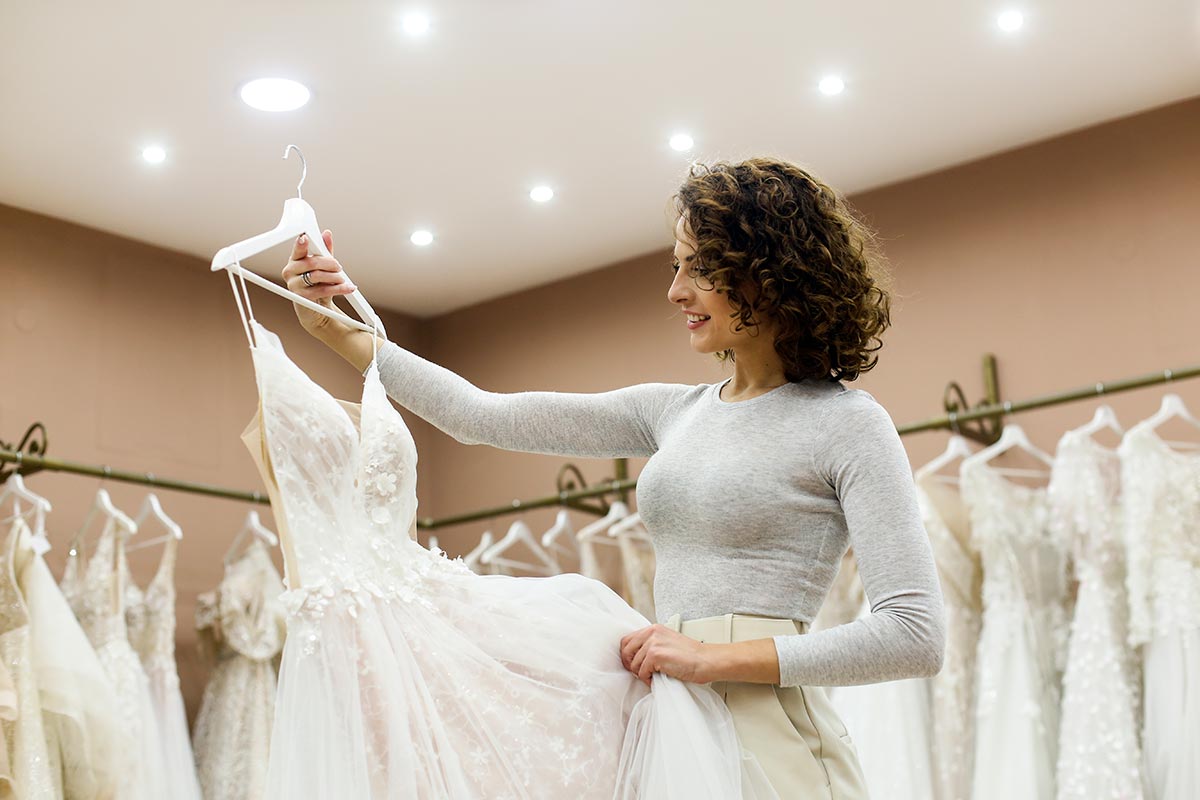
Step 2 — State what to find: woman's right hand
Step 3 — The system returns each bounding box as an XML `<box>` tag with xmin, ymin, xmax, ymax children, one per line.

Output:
<box><xmin>281</xmin><ymin>229</ymin><xmax>359</xmax><ymax>342</ymax></box>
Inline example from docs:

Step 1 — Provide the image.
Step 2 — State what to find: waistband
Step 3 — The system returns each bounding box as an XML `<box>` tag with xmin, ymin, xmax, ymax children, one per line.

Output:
<box><xmin>664</xmin><ymin>613</ymin><xmax>807</xmax><ymax>644</ymax></box>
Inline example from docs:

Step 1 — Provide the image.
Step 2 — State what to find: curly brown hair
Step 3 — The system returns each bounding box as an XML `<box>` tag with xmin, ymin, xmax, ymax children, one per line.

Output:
<box><xmin>671</xmin><ymin>158</ymin><xmax>892</xmax><ymax>382</ymax></box>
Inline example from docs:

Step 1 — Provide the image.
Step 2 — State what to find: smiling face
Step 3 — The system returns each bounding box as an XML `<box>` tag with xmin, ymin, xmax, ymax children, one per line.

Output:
<box><xmin>668</xmin><ymin>216</ymin><xmax>777</xmax><ymax>356</ymax></box>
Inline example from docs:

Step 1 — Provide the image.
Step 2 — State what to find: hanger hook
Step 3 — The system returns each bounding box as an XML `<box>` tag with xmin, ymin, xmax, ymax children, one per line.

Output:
<box><xmin>282</xmin><ymin>144</ymin><xmax>307</xmax><ymax>200</ymax></box>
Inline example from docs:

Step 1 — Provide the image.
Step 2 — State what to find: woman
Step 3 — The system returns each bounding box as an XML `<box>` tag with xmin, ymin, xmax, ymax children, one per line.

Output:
<box><xmin>282</xmin><ymin>157</ymin><xmax>945</xmax><ymax>798</ymax></box>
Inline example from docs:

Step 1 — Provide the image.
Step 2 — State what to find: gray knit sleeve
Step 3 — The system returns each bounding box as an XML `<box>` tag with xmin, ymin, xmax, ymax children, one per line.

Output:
<box><xmin>772</xmin><ymin>390</ymin><xmax>945</xmax><ymax>687</ymax></box>
<box><xmin>371</xmin><ymin>341</ymin><xmax>688</xmax><ymax>458</ymax></box>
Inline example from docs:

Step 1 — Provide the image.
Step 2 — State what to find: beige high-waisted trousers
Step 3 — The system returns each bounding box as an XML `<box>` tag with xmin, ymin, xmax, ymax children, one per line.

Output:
<box><xmin>665</xmin><ymin>613</ymin><xmax>870</xmax><ymax>799</ymax></box>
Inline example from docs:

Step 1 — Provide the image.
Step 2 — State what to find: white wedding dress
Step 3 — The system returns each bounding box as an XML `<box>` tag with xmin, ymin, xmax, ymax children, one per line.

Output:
<box><xmin>236</xmin><ymin>313</ymin><xmax>775</xmax><ymax>800</ymax></box>
<box><xmin>122</xmin><ymin>536</ymin><xmax>204</xmax><ymax>800</ymax></box>
<box><xmin>962</xmin><ymin>458</ymin><xmax>1069</xmax><ymax>800</ymax></box>
<box><xmin>918</xmin><ymin>475</ymin><xmax>982</xmax><ymax>800</ymax></box>
<box><xmin>61</xmin><ymin>518</ymin><xmax>170</xmax><ymax>800</ymax></box>
<box><xmin>1049</xmin><ymin>429</ymin><xmax>1143</xmax><ymax>800</ymax></box>
<box><xmin>1120</xmin><ymin>422</ymin><xmax>1200</xmax><ymax>800</ymax></box>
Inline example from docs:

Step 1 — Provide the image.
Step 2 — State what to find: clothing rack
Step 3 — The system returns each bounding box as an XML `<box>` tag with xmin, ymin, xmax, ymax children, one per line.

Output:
<box><xmin>3</xmin><ymin>360</ymin><xmax>1198</xmax><ymax>528</ymax></box>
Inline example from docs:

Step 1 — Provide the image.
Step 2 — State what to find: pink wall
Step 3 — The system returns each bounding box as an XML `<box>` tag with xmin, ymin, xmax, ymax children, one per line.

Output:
<box><xmin>1</xmin><ymin>96</ymin><xmax>1197</xmax><ymax>715</ymax></box>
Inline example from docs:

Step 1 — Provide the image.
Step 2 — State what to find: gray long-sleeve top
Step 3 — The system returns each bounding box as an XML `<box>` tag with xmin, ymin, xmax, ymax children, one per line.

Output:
<box><xmin>372</xmin><ymin>342</ymin><xmax>945</xmax><ymax>687</ymax></box>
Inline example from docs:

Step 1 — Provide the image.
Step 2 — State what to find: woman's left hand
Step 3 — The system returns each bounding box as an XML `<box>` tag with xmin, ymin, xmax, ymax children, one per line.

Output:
<box><xmin>620</xmin><ymin>624</ymin><xmax>715</xmax><ymax>686</ymax></box>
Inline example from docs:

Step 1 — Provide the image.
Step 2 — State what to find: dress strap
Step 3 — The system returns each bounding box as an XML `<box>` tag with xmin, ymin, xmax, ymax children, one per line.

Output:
<box><xmin>225</xmin><ymin>257</ymin><xmax>259</xmax><ymax>348</ymax></box>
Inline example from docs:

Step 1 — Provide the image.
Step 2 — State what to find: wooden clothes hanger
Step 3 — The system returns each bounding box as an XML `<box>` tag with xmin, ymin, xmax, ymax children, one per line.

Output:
<box><xmin>211</xmin><ymin>145</ymin><xmax>387</xmax><ymax>337</ymax></box>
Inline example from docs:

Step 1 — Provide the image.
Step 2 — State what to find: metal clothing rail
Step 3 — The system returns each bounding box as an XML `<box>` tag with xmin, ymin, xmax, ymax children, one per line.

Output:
<box><xmin>2</xmin><ymin>361</ymin><xmax>1197</xmax><ymax>526</ymax></box>
<box><xmin>0</xmin><ymin>447</ymin><xmax>270</xmax><ymax>505</ymax></box>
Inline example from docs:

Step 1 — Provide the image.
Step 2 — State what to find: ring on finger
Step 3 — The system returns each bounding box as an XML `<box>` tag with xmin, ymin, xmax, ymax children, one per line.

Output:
<box><xmin>301</xmin><ymin>271</ymin><xmax>315</xmax><ymax>288</ymax></box>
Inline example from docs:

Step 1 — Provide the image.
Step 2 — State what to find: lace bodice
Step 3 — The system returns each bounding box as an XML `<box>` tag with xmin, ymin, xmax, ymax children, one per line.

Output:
<box><xmin>1119</xmin><ymin>422</ymin><xmax>1200</xmax><ymax>644</ymax></box>
<box><xmin>1049</xmin><ymin>431</ymin><xmax>1122</xmax><ymax>582</ymax></box>
<box><xmin>123</xmin><ymin>535</ymin><xmax>179</xmax><ymax>672</ymax></box>
<box><xmin>1050</xmin><ymin>428</ymin><xmax>1144</xmax><ymax>800</ymax></box>
<box><xmin>962</xmin><ymin>460</ymin><xmax>1068</xmax><ymax>647</ymax></box>
<box><xmin>961</xmin><ymin>458</ymin><xmax>1070</xmax><ymax>713</ymax></box>
<box><xmin>246</xmin><ymin>321</ymin><xmax>459</xmax><ymax>609</ymax></box>
<box><xmin>61</xmin><ymin>519</ymin><xmax>132</xmax><ymax>650</ymax></box>
<box><xmin>195</xmin><ymin>540</ymin><xmax>286</xmax><ymax>665</ymax></box>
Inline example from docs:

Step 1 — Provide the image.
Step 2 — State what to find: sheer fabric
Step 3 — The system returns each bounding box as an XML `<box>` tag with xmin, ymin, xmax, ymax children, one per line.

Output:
<box><xmin>918</xmin><ymin>476</ymin><xmax>982</xmax><ymax>800</ymax></box>
<box><xmin>240</xmin><ymin>318</ymin><xmax>774</xmax><ymax>799</ymax></box>
<box><xmin>0</xmin><ymin>520</ymin><xmax>54</xmax><ymax>799</ymax></box>
<box><xmin>1049</xmin><ymin>430</ymin><xmax>1144</xmax><ymax>800</ymax></box>
<box><xmin>192</xmin><ymin>539</ymin><xmax>286</xmax><ymax>800</ymax></box>
<box><xmin>831</xmin><ymin>595</ymin><xmax>935</xmax><ymax>800</ymax></box>
<box><xmin>1119</xmin><ymin>423</ymin><xmax>1200</xmax><ymax>800</ymax></box>
<box><xmin>122</xmin><ymin>536</ymin><xmax>203</xmax><ymax>800</ymax></box>
<box><xmin>11</xmin><ymin>517</ymin><xmax>124</xmax><ymax>800</ymax></box>
<box><xmin>962</xmin><ymin>460</ymin><xmax>1069</xmax><ymax>800</ymax></box>
<box><xmin>61</xmin><ymin>519</ymin><xmax>169</xmax><ymax>800</ymax></box>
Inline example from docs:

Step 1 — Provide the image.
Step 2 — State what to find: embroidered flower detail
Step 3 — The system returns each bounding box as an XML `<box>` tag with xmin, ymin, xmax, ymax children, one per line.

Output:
<box><xmin>371</xmin><ymin>507</ymin><xmax>392</xmax><ymax>525</ymax></box>
<box><xmin>375</xmin><ymin>472</ymin><xmax>398</xmax><ymax>495</ymax></box>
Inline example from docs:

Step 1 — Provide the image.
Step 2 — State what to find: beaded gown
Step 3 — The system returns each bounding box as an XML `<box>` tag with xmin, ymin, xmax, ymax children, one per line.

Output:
<box><xmin>918</xmin><ymin>474</ymin><xmax>982</xmax><ymax>800</ymax></box>
<box><xmin>121</xmin><ymin>536</ymin><xmax>204</xmax><ymax>800</ymax></box>
<box><xmin>961</xmin><ymin>457</ymin><xmax>1069</xmax><ymax>800</ymax></box>
<box><xmin>1048</xmin><ymin>429</ymin><xmax>1143</xmax><ymax>800</ymax></box>
<box><xmin>61</xmin><ymin>518</ymin><xmax>169</xmax><ymax>800</ymax></box>
<box><xmin>192</xmin><ymin>538</ymin><xmax>287</xmax><ymax>800</ymax></box>
<box><xmin>237</xmin><ymin>316</ymin><xmax>775</xmax><ymax>799</ymax></box>
<box><xmin>1119</xmin><ymin>421</ymin><xmax>1200</xmax><ymax>800</ymax></box>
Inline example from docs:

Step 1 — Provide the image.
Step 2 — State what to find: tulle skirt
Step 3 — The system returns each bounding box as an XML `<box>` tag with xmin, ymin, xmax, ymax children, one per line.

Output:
<box><xmin>145</xmin><ymin>663</ymin><xmax>204</xmax><ymax>800</ymax></box>
<box><xmin>1142</xmin><ymin>629</ymin><xmax>1200</xmax><ymax>800</ymax></box>
<box><xmin>265</xmin><ymin>556</ymin><xmax>776</xmax><ymax>799</ymax></box>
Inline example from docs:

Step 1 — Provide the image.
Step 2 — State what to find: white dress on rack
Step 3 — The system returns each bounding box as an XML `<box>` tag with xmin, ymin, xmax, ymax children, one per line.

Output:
<box><xmin>122</xmin><ymin>536</ymin><xmax>204</xmax><ymax>800</ymax></box>
<box><xmin>1049</xmin><ymin>429</ymin><xmax>1143</xmax><ymax>800</ymax></box>
<box><xmin>61</xmin><ymin>519</ymin><xmax>169</xmax><ymax>800</ymax></box>
<box><xmin>1119</xmin><ymin>422</ymin><xmax>1200</xmax><ymax>800</ymax></box>
<box><xmin>11</xmin><ymin>517</ymin><xmax>124</xmax><ymax>800</ymax></box>
<box><xmin>192</xmin><ymin>538</ymin><xmax>287</xmax><ymax>800</ymax></box>
<box><xmin>0</xmin><ymin>519</ymin><xmax>55</xmax><ymax>800</ymax></box>
<box><xmin>240</xmin><ymin>318</ymin><xmax>775</xmax><ymax>799</ymax></box>
<box><xmin>962</xmin><ymin>459</ymin><xmax>1069</xmax><ymax>800</ymax></box>
<box><xmin>918</xmin><ymin>474</ymin><xmax>982</xmax><ymax>800</ymax></box>
<box><xmin>831</xmin><ymin>594</ymin><xmax>935</xmax><ymax>800</ymax></box>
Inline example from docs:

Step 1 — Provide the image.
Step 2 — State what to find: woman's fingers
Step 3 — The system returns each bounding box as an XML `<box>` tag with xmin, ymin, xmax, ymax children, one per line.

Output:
<box><xmin>620</xmin><ymin>626</ymin><xmax>655</xmax><ymax>669</ymax></box>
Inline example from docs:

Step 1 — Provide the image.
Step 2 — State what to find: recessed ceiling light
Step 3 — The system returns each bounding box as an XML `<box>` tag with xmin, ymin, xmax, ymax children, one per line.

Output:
<box><xmin>142</xmin><ymin>145</ymin><xmax>166</xmax><ymax>164</ymax></box>
<box><xmin>402</xmin><ymin>11</ymin><xmax>431</xmax><ymax>36</ymax></box>
<box><xmin>997</xmin><ymin>9</ymin><xmax>1024</xmax><ymax>32</ymax></box>
<box><xmin>410</xmin><ymin>229</ymin><xmax>434</xmax><ymax>246</ymax></box>
<box><xmin>530</xmin><ymin>186</ymin><xmax>554</xmax><ymax>203</ymax></box>
<box><xmin>818</xmin><ymin>75</ymin><xmax>845</xmax><ymax>96</ymax></box>
<box><xmin>669</xmin><ymin>133</ymin><xmax>694</xmax><ymax>152</ymax></box>
<box><xmin>240</xmin><ymin>78</ymin><xmax>311</xmax><ymax>112</ymax></box>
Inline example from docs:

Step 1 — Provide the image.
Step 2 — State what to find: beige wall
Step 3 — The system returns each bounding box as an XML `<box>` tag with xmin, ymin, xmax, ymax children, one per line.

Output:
<box><xmin>1</xmin><ymin>96</ymin><xmax>1197</xmax><ymax>716</ymax></box>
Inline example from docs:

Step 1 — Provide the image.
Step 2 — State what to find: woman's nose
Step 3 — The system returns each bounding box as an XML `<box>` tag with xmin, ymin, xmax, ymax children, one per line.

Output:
<box><xmin>667</xmin><ymin>271</ymin><xmax>692</xmax><ymax>305</ymax></box>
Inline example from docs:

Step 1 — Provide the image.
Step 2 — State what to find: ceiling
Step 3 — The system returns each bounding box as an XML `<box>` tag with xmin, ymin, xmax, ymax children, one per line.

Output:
<box><xmin>2</xmin><ymin>1</ymin><xmax>1198</xmax><ymax>317</ymax></box>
